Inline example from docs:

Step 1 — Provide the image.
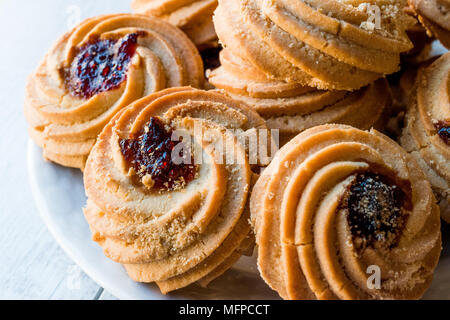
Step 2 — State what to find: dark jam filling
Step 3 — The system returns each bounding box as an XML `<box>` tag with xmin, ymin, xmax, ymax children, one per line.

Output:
<box><xmin>63</xmin><ymin>33</ymin><xmax>140</xmax><ymax>99</ymax></box>
<box><xmin>435</xmin><ymin>121</ymin><xmax>450</xmax><ymax>145</ymax></box>
<box><xmin>119</xmin><ymin>117</ymin><xmax>196</xmax><ymax>191</ymax></box>
<box><xmin>201</xmin><ymin>46</ymin><xmax>222</xmax><ymax>71</ymax></box>
<box><xmin>341</xmin><ymin>173</ymin><xmax>409</xmax><ymax>250</ymax></box>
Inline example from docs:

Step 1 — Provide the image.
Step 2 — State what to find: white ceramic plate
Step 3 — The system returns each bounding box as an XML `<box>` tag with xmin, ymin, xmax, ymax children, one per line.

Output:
<box><xmin>27</xmin><ymin>140</ymin><xmax>280</xmax><ymax>300</ymax></box>
<box><xmin>28</xmin><ymin>140</ymin><xmax>450</xmax><ymax>300</ymax></box>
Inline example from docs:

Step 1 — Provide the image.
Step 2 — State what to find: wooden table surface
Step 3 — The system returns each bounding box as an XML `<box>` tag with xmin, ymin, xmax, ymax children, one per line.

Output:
<box><xmin>0</xmin><ymin>0</ymin><xmax>134</xmax><ymax>300</ymax></box>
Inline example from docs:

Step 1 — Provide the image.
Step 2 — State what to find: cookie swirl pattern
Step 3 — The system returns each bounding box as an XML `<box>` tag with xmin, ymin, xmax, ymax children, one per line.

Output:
<box><xmin>209</xmin><ymin>50</ymin><xmax>391</xmax><ymax>144</ymax></box>
<box><xmin>132</xmin><ymin>0</ymin><xmax>218</xmax><ymax>49</ymax></box>
<box><xmin>251</xmin><ymin>124</ymin><xmax>441</xmax><ymax>299</ymax></box>
<box><xmin>213</xmin><ymin>0</ymin><xmax>414</xmax><ymax>90</ymax></box>
<box><xmin>400</xmin><ymin>53</ymin><xmax>450</xmax><ymax>222</ymax></box>
<box><xmin>408</xmin><ymin>0</ymin><xmax>450</xmax><ymax>49</ymax></box>
<box><xmin>83</xmin><ymin>87</ymin><xmax>268</xmax><ymax>293</ymax></box>
<box><xmin>25</xmin><ymin>14</ymin><xmax>204</xmax><ymax>169</ymax></box>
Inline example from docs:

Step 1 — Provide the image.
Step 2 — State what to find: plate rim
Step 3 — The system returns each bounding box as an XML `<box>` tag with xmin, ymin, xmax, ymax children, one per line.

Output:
<box><xmin>27</xmin><ymin>140</ymin><xmax>164</xmax><ymax>300</ymax></box>
<box><xmin>26</xmin><ymin>140</ymin><xmax>270</xmax><ymax>301</ymax></box>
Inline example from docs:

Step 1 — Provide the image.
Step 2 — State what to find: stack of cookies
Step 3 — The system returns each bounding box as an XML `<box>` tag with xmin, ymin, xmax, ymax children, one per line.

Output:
<box><xmin>25</xmin><ymin>0</ymin><xmax>448</xmax><ymax>299</ymax></box>
<box><xmin>131</xmin><ymin>0</ymin><xmax>219</xmax><ymax>50</ymax></box>
<box><xmin>209</xmin><ymin>0</ymin><xmax>416</xmax><ymax>142</ymax></box>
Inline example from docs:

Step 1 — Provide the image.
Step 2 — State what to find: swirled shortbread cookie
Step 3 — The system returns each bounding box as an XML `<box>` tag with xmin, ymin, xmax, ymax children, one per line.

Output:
<box><xmin>83</xmin><ymin>87</ymin><xmax>270</xmax><ymax>293</ymax></box>
<box><xmin>213</xmin><ymin>0</ymin><xmax>415</xmax><ymax>90</ymax></box>
<box><xmin>400</xmin><ymin>53</ymin><xmax>450</xmax><ymax>222</ymax></box>
<box><xmin>251</xmin><ymin>124</ymin><xmax>441</xmax><ymax>299</ymax></box>
<box><xmin>132</xmin><ymin>0</ymin><xmax>218</xmax><ymax>49</ymax></box>
<box><xmin>408</xmin><ymin>0</ymin><xmax>450</xmax><ymax>49</ymax></box>
<box><xmin>24</xmin><ymin>14</ymin><xmax>203</xmax><ymax>169</ymax></box>
<box><xmin>209</xmin><ymin>50</ymin><xmax>390</xmax><ymax>145</ymax></box>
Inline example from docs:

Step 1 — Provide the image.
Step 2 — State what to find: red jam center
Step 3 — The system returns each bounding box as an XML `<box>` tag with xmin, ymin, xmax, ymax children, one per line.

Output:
<box><xmin>119</xmin><ymin>117</ymin><xmax>196</xmax><ymax>190</ymax></box>
<box><xmin>342</xmin><ymin>173</ymin><xmax>409</xmax><ymax>249</ymax></box>
<box><xmin>435</xmin><ymin>121</ymin><xmax>450</xmax><ymax>145</ymax></box>
<box><xmin>63</xmin><ymin>33</ymin><xmax>140</xmax><ymax>99</ymax></box>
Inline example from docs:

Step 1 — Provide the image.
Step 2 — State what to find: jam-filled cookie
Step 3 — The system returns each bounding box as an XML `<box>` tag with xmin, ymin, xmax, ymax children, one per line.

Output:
<box><xmin>251</xmin><ymin>124</ymin><xmax>441</xmax><ymax>299</ymax></box>
<box><xmin>213</xmin><ymin>0</ymin><xmax>415</xmax><ymax>90</ymax></box>
<box><xmin>83</xmin><ymin>87</ymin><xmax>269</xmax><ymax>293</ymax></box>
<box><xmin>25</xmin><ymin>14</ymin><xmax>203</xmax><ymax>169</ymax></box>
<box><xmin>401</xmin><ymin>4</ymin><xmax>434</xmax><ymax>64</ymax></box>
<box><xmin>408</xmin><ymin>0</ymin><xmax>450</xmax><ymax>49</ymax></box>
<box><xmin>400</xmin><ymin>53</ymin><xmax>450</xmax><ymax>222</ymax></box>
<box><xmin>132</xmin><ymin>0</ymin><xmax>218</xmax><ymax>50</ymax></box>
<box><xmin>209</xmin><ymin>50</ymin><xmax>390</xmax><ymax>145</ymax></box>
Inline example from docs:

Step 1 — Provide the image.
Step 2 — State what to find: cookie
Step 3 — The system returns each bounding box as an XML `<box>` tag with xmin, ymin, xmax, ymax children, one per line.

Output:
<box><xmin>403</xmin><ymin>23</ymin><xmax>434</xmax><ymax>64</ymax></box>
<box><xmin>209</xmin><ymin>50</ymin><xmax>391</xmax><ymax>145</ymax></box>
<box><xmin>24</xmin><ymin>14</ymin><xmax>203</xmax><ymax>169</ymax></box>
<box><xmin>400</xmin><ymin>53</ymin><xmax>450</xmax><ymax>222</ymax></box>
<box><xmin>83</xmin><ymin>87</ymin><xmax>270</xmax><ymax>293</ymax></box>
<box><xmin>408</xmin><ymin>0</ymin><xmax>450</xmax><ymax>49</ymax></box>
<box><xmin>251</xmin><ymin>124</ymin><xmax>441</xmax><ymax>299</ymax></box>
<box><xmin>132</xmin><ymin>0</ymin><xmax>218</xmax><ymax>49</ymax></box>
<box><xmin>213</xmin><ymin>0</ymin><xmax>415</xmax><ymax>90</ymax></box>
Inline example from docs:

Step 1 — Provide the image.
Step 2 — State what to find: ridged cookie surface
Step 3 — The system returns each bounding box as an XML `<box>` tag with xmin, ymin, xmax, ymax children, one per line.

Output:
<box><xmin>251</xmin><ymin>124</ymin><xmax>441</xmax><ymax>299</ymax></box>
<box><xmin>408</xmin><ymin>0</ymin><xmax>450</xmax><ymax>49</ymax></box>
<box><xmin>25</xmin><ymin>14</ymin><xmax>203</xmax><ymax>169</ymax></box>
<box><xmin>400</xmin><ymin>53</ymin><xmax>450</xmax><ymax>222</ymax></box>
<box><xmin>213</xmin><ymin>0</ymin><xmax>414</xmax><ymax>90</ymax></box>
<box><xmin>132</xmin><ymin>0</ymin><xmax>218</xmax><ymax>49</ymax></box>
<box><xmin>209</xmin><ymin>50</ymin><xmax>391</xmax><ymax>144</ymax></box>
<box><xmin>84</xmin><ymin>87</ymin><xmax>269</xmax><ymax>293</ymax></box>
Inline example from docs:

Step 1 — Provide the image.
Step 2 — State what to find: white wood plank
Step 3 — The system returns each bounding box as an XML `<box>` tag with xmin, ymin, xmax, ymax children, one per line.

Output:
<box><xmin>0</xmin><ymin>213</ymin><xmax>102</xmax><ymax>299</ymax></box>
<box><xmin>0</xmin><ymin>0</ymin><xmax>129</xmax><ymax>300</ymax></box>
<box><xmin>98</xmin><ymin>289</ymin><xmax>119</xmax><ymax>300</ymax></box>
